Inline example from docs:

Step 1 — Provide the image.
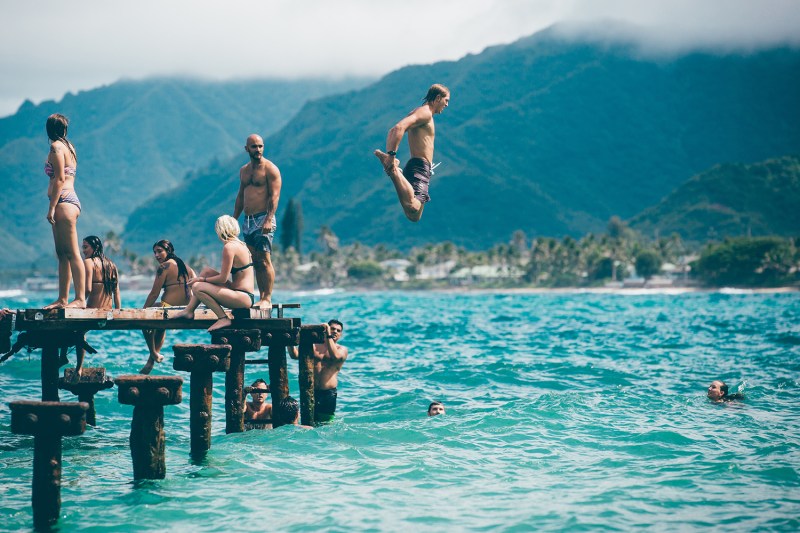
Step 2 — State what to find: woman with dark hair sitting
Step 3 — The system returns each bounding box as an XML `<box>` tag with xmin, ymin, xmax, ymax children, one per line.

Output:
<box><xmin>74</xmin><ymin>235</ymin><xmax>121</xmax><ymax>376</ymax></box>
<box><xmin>141</xmin><ymin>239</ymin><xmax>196</xmax><ymax>374</ymax></box>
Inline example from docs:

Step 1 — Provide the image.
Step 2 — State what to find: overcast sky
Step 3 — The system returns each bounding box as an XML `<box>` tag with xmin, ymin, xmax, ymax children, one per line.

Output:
<box><xmin>1</xmin><ymin>0</ymin><xmax>799</xmax><ymax>117</ymax></box>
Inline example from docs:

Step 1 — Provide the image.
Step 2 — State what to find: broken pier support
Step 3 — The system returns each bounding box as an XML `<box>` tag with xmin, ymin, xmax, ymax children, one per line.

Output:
<box><xmin>9</xmin><ymin>400</ymin><xmax>89</xmax><ymax>530</ymax></box>
<box><xmin>172</xmin><ymin>343</ymin><xmax>231</xmax><ymax>460</ymax></box>
<box><xmin>58</xmin><ymin>367</ymin><xmax>114</xmax><ymax>426</ymax></box>
<box><xmin>211</xmin><ymin>330</ymin><xmax>261</xmax><ymax>434</ymax></box>
<box><xmin>115</xmin><ymin>375</ymin><xmax>183</xmax><ymax>480</ymax></box>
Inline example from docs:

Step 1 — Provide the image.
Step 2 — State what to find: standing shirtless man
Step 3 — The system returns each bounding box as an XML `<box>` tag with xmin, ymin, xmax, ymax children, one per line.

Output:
<box><xmin>374</xmin><ymin>83</ymin><xmax>450</xmax><ymax>222</ymax></box>
<box><xmin>288</xmin><ymin>319</ymin><xmax>349</xmax><ymax>423</ymax></box>
<box><xmin>233</xmin><ymin>134</ymin><xmax>282</xmax><ymax>310</ymax></box>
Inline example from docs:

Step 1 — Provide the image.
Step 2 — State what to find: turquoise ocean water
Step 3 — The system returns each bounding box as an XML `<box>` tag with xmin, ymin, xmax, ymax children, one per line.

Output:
<box><xmin>1</xmin><ymin>289</ymin><xmax>799</xmax><ymax>531</ymax></box>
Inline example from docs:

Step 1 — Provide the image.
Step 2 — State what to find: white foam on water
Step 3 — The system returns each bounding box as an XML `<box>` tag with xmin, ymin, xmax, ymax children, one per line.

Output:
<box><xmin>0</xmin><ymin>289</ymin><xmax>24</xmax><ymax>298</ymax></box>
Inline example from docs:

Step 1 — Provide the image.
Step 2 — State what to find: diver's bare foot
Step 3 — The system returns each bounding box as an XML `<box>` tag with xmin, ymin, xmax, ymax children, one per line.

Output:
<box><xmin>152</xmin><ymin>352</ymin><xmax>164</xmax><ymax>363</ymax></box>
<box><xmin>140</xmin><ymin>359</ymin><xmax>155</xmax><ymax>375</ymax></box>
<box><xmin>256</xmin><ymin>298</ymin><xmax>271</xmax><ymax>310</ymax></box>
<box><xmin>171</xmin><ymin>310</ymin><xmax>194</xmax><ymax>320</ymax></box>
<box><xmin>72</xmin><ymin>367</ymin><xmax>83</xmax><ymax>382</ymax></box>
<box><xmin>66</xmin><ymin>299</ymin><xmax>86</xmax><ymax>309</ymax></box>
<box><xmin>43</xmin><ymin>299</ymin><xmax>68</xmax><ymax>310</ymax></box>
<box><xmin>374</xmin><ymin>149</ymin><xmax>400</xmax><ymax>170</ymax></box>
<box><xmin>208</xmin><ymin>317</ymin><xmax>232</xmax><ymax>332</ymax></box>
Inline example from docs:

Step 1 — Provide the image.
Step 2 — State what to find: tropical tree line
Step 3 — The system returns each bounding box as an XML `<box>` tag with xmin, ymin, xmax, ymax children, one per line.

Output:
<box><xmin>77</xmin><ymin>209</ymin><xmax>799</xmax><ymax>290</ymax></box>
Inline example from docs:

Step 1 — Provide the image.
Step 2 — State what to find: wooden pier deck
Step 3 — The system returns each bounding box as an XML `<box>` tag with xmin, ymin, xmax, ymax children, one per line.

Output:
<box><xmin>1</xmin><ymin>304</ymin><xmax>304</xmax><ymax>404</ymax></box>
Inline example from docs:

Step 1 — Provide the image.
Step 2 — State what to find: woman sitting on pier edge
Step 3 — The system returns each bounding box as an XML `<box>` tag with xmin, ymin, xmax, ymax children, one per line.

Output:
<box><xmin>141</xmin><ymin>239</ymin><xmax>196</xmax><ymax>374</ymax></box>
<box><xmin>75</xmin><ymin>235</ymin><xmax>121</xmax><ymax>376</ymax></box>
<box><xmin>172</xmin><ymin>215</ymin><xmax>256</xmax><ymax>332</ymax></box>
<box><xmin>43</xmin><ymin>113</ymin><xmax>86</xmax><ymax>309</ymax></box>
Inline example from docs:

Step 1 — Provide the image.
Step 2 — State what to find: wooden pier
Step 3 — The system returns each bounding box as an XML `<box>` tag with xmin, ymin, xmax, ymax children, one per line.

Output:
<box><xmin>1</xmin><ymin>304</ymin><xmax>329</xmax><ymax>528</ymax></box>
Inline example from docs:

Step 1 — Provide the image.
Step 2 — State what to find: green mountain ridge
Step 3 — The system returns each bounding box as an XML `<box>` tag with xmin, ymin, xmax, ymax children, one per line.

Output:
<box><xmin>629</xmin><ymin>156</ymin><xmax>800</xmax><ymax>242</ymax></box>
<box><xmin>0</xmin><ymin>77</ymin><xmax>370</xmax><ymax>267</ymax></box>
<box><xmin>123</xmin><ymin>29</ymin><xmax>800</xmax><ymax>257</ymax></box>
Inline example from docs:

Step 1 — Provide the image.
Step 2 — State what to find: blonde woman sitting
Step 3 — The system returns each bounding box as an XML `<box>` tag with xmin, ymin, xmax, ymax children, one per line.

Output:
<box><xmin>172</xmin><ymin>215</ymin><xmax>256</xmax><ymax>331</ymax></box>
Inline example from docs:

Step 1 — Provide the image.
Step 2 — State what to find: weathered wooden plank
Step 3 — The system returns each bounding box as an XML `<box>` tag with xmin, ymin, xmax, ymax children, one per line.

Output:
<box><xmin>14</xmin><ymin>308</ymin><xmax>300</xmax><ymax>333</ymax></box>
<box><xmin>23</xmin><ymin>304</ymin><xmax>299</xmax><ymax>321</ymax></box>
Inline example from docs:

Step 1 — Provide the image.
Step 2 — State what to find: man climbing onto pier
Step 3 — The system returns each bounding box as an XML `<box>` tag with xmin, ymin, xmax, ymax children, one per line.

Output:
<box><xmin>374</xmin><ymin>83</ymin><xmax>450</xmax><ymax>222</ymax></box>
<box><xmin>233</xmin><ymin>134</ymin><xmax>282</xmax><ymax>310</ymax></box>
<box><xmin>288</xmin><ymin>319</ymin><xmax>349</xmax><ymax>423</ymax></box>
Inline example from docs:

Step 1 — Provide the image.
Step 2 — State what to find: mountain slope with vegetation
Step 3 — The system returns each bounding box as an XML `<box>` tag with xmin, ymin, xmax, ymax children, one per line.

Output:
<box><xmin>629</xmin><ymin>156</ymin><xmax>800</xmax><ymax>242</ymax></box>
<box><xmin>123</xmin><ymin>28</ymin><xmax>800</xmax><ymax>257</ymax></box>
<box><xmin>0</xmin><ymin>77</ymin><xmax>369</xmax><ymax>267</ymax></box>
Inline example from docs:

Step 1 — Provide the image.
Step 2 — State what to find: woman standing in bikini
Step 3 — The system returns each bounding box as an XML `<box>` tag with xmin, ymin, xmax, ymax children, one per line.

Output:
<box><xmin>141</xmin><ymin>239</ymin><xmax>196</xmax><ymax>374</ymax></box>
<box><xmin>172</xmin><ymin>215</ymin><xmax>256</xmax><ymax>332</ymax></box>
<box><xmin>74</xmin><ymin>235</ymin><xmax>121</xmax><ymax>376</ymax></box>
<box><xmin>44</xmin><ymin>114</ymin><xmax>86</xmax><ymax>309</ymax></box>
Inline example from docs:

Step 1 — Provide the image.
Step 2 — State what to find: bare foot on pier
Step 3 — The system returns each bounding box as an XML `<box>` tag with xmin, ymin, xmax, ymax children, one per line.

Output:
<box><xmin>256</xmin><ymin>298</ymin><xmax>271</xmax><ymax>310</ymax></box>
<box><xmin>43</xmin><ymin>299</ymin><xmax>68</xmax><ymax>310</ymax></box>
<box><xmin>208</xmin><ymin>317</ymin><xmax>232</xmax><ymax>332</ymax></box>
<box><xmin>66</xmin><ymin>299</ymin><xmax>86</xmax><ymax>309</ymax></box>
<box><xmin>170</xmin><ymin>310</ymin><xmax>195</xmax><ymax>320</ymax></box>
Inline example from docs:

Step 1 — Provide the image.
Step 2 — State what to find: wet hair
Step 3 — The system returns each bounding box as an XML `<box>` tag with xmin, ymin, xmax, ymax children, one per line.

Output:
<box><xmin>153</xmin><ymin>239</ymin><xmax>190</xmax><ymax>297</ymax></box>
<box><xmin>84</xmin><ymin>235</ymin><xmax>118</xmax><ymax>296</ymax></box>
<box><xmin>719</xmin><ymin>382</ymin><xmax>729</xmax><ymax>397</ymax></box>
<box><xmin>328</xmin><ymin>319</ymin><xmax>344</xmax><ymax>330</ymax></box>
<box><xmin>422</xmin><ymin>84</ymin><xmax>450</xmax><ymax>104</ymax></box>
<box><xmin>275</xmin><ymin>396</ymin><xmax>300</xmax><ymax>425</ymax></box>
<box><xmin>215</xmin><ymin>215</ymin><xmax>241</xmax><ymax>242</ymax></box>
<box><xmin>428</xmin><ymin>401</ymin><xmax>444</xmax><ymax>414</ymax></box>
<box><xmin>46</xmin><ymin>113</ymin><xmax>77</xmax><ymax>163</ymax></box>
<box><xmin>250</xmin><ymin>378</ymin><xmax>269</xmax><ymax>393</ymax></box>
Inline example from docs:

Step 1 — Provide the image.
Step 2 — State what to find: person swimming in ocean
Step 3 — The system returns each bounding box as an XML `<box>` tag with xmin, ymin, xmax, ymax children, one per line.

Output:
<box><xmin>428</xmin><ymin>401</ymin><xmax>446</xmax><ymax>417</ymax></box>
<box><xmin>288</xmin><ymin>319</ymin><xmax>348</xmax><ymax>423</ymax></box>
<box><xmin>374</xmin><ymin>84</ymin><xmax>450</xmax><ymax>222</ymax></box>
<box><xmin>707</xmin><ymin>380</ymin><xmax>745</xmax><ymax>402</ymax></box>
<box><xmin>244</xmin><ymin>378</ymin><xmax>272</xmax><ymax>430</ymax></box>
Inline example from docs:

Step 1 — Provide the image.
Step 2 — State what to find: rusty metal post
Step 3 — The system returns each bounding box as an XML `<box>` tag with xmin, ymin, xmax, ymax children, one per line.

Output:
<box><xmin>297</xmin><ymin>325</ymin><xmax>325</xmax><ymax>427</ymax></box>
<box><xmin>24</xmin><ymin>330</ymin><xmax>86</xmax><ymax>402</ymax></box>
<box><xmin>58</xmin><ymin>368</ymin><xmax>114</xmax><ymax>426</ymax></box>
<box><xmin>10</xmin><ymin>400</ymin><xmax>89</xmax><ymax>530</ymax></box>
<box><xmin>173</xmin><ymin>343</ymin><xmax>231</xmax><ymax>460</ymax></box>
<box><xmin>1</xmin><ymin>311</ymin><xmax>12</xmax><ymax>353</ymax></box>
<box><xmin>263</xmin><ymin>329</ymin><xmax>294</xmax><ymax>427</ymax></box>
<box><xmin>115</xmin><ymin>375</ymin><xmax>183</xmax><ymax>480</ymax></box>
<box><xmin>211</xmin><ymin>330</ymin><xmax>260</xmax><ymax>434</ymax></box>
<box><xmin>41</xmin><ymin>344</ymin><xmax>61</xmax><ymax>402</ymax></box>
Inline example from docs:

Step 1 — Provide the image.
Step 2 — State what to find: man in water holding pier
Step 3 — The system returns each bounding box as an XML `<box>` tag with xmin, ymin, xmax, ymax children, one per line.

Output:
<box><xmin>244</xmin><ymin>378</ymin><xmax>272</xmax><ymax>429</ymax></box>
<box><xmin>288</xmin><ymin>319</ymin><xmax>349</xmax><ymax>423</ymax></box>
<box><xmin>233</xmin><ymin>134</ymin><xmax>282</xmax><ymax>310</ymax></box>
<box><xmin>374</xmin><ymin>83</ymin><xmax>450</xmax><ymax>222</ymax></box>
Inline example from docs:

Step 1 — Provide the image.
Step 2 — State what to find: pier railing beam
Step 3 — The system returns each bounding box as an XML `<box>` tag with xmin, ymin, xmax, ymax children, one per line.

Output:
<box><xmin>115</xmin><ymin>375</ymin><xmax>183</xmax><ymax>480</ymax></box>
<box><xmin>10</xmin><ymin>400</ymin><xmax>89</xmax><ymax>530</ymax></box>
<box><xmin>173</xmin><ymin>343</ymin><xmax>231</xmax><ymax>460</ymax></box>
<box><xmin>211</xmin><ymin>330</ymin><xmax>261</xmax><ymax>434</ymax></box>
<box><xmin>58</xmin><ymin>367</ymin><xmax>114</xmax><ymax>426</ymax></box>
<box><xmin>297</xmin><ymin>325</ymin><xmax>325</xmax><ymax>427</ymax></box>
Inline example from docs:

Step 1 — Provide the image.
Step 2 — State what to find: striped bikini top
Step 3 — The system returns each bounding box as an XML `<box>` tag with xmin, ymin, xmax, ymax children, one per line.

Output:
<box><xmin>44</xmin><ymin>162</ymin><xmax>76</xmax><ymax>178</ymax></box>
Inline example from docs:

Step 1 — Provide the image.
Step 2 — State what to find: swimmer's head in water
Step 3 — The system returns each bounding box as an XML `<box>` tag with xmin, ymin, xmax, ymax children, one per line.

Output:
<box><xmin>428</xmin><ymin>401</ymin><xmax>445</xmax><ymax>417</ymax></box>
<box><xmin>707</xmin><ymin>380</ymin><xmax>728</xmax><ymax>401</ymax></box>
